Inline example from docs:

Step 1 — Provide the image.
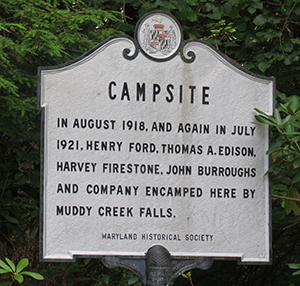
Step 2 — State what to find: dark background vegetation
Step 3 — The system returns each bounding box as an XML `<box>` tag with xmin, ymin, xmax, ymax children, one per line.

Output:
<box><xmin>1</xmin><ymin>0</ymin><xmax>300</xmax><ymax>285</ymax></box>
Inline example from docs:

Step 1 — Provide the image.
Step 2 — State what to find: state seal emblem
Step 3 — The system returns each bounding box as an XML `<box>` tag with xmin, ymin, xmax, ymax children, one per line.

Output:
<box><xmin>135</xmin><ymin>11</ymin><xmax>182</xmax><ymax>61</ymax></box>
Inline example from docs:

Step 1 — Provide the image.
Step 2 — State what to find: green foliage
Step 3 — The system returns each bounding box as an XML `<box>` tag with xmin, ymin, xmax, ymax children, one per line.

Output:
<box><xmin>253</xmin><ymin>94</ymin><xmax>300</xmax><ymax>286</ymax></box>
<box><xmin>0</xmin><ymin>258</ymin><xmax>43</xmax><ymax>285</ymax></box>
<box><xmin>181</xmin><ymin>271</ymin><xmax>194</xmax><ymax>286</ymax></box>
<box><xmin>181</xmin><ymin>271</ymin><xmax>192</xmax><ymax>279</ymax></box>
<box><xmin>84</xmin><ymin>0</ymin><xmax>300</xmax><ymax>96</ymax></box>
<box><xmin>254</xmin><ymin>95</ymin><xmax>300</xmax><ymax>216</ymax></box>
<box><xmin>288</xmin><ymin>263</ymin><xmax>300</xmax><ymax>276</ymax></box>
<box><xmin>0</xmin><ymin>0</ymin><xmax>121</xmax><ymax>284</ymax></box>
<box><xmin>90</xmin><ymin>268</ymin><xmax>140</xmax><ymax>286</ymax></box>
<box><xmin>1</xmin><ymin>0</ymin><xmax>300</xmax><ymax>285</ymax></box>
<box><xmin>30</xmin><ymin>258</ymin><xmax>141</xmax><ymax>285</ymax></box>
<box><xmin>0</xmin><ymin>0</ymin><xmax>121</xmax><ymax>247</ymax></box>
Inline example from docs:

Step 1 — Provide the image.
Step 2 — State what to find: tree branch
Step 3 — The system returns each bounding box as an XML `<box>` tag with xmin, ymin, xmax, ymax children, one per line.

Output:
<box><xmin>272</xmin><ymin>194</ymin><xmax>300</xmax><ymax>202</ymax></box>
<box><xmin>282</xmin><ymin>3</ymin><xmax>296</xmax><ymax>31</ymax></box>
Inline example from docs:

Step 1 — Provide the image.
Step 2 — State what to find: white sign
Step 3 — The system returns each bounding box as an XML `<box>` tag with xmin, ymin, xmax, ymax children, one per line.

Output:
<box><xmin>39</xmin><ymin>11</ymin><xmax>273</xmax><ymax>263</ymax></box>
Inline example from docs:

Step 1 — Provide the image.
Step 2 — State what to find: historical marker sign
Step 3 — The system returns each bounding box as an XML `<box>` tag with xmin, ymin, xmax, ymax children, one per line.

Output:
<box><xmin>39</xmin><ymin>11</ymin><xmax>273</xmax><ymax>263</ymax></box>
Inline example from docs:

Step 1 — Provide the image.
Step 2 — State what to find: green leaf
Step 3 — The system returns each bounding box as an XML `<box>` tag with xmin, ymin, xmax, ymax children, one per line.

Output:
<box><xmin>285</xmin><ymin>132</ymin><xmax>300</xmax><ymax>135</ymax></box>
<box><xmin>253</xmin><ymin>14</ymin><xmax>267</xmax><ymax>26</ymax></box>
<box><xmin>291</xmin><ymin>38</ymin><xmax>300</xmax><ymax>44</ymax></box>
<box><xmin>182</xmin><ymin>273</ymin><xmax>188</xmax><ymax>278</ymax></box>
<box><xmin>252</xmin><ymin>2</ymin><xmax>263</xmax><ymax>9</ymax></box>
<box><xmin>283</xmin><ymin>41</ymin><xmax>294</xmax><ymax>53</ymax></box>
<box><xmin>243</xmin><ymin>62</ymin><xmax>255</xmax><ymax>69</ymax></box>
<box><xmin>21</xmin><ymin>271</ymin><xmax>44</xmax><ymax>280</ymax></box>
<box><xmin>266</xmin><ymin>139</ymin><xmax>284</xmax><ymax>155</ymax></box>
<box><xmin>284</xmin><ymin>56</ymin><xmax>293</xmax><ymax>65</ymax></box>
<box><xmin>5</xmin><ymin>259</ymin><xmax>15</xmax><ymax>272</ymax></box>
<box><xmin>67</xmin><ymin>263</ymin><xmax>83</xmax><ymax>273</ymax></box>
<box><xmin>272</xmin><ymin>209</ymin><xmax>286</xmax><ymax>220</ymax></box>
<box><xmin>203</xmin><ymin>3</ymin><xmax>215</xmax><ymax>12</ymax></box>
<box><xmin>0</xmin><ymin>269</ymin><xmax>10</xmax><ymax>274</ymax></box>
<box><xmin>285</xmin><ymin>186</ymin><xmax>295</xmax><ymax>215</ymax></box>
<box><xmin>66</xmin><ymin>276</ymin><xmax>74</xmax><ymax>284</ymax></box>
<box><xmin>183</xmin><ymin>6</ymin><xmax>198</xmax><ymax>22</ymax></box>
<box><xmin>274</xmin><ymin>109</ymin><xmax>282</xmax><ymax>124</ymax></box>
<box><xmin>247</xmin><ymin>6</ymin><xmax>256</xmax><ymax>14</ymax></box>
<box><xmin>294</xmin><ymin>3</ymin><xmax>300</xmax><ymax>14</ymax></box>
<box><xmin>254</xmin><ymin>109</ymin><xmax>277</xmax><ymax>123</ymax></box>
<box><xmin>253</xmin><ymin>115</ymin><xmax>276</xmax><ymax>126</ymax></box>
<box><xmin>29</xmin><ymin>224</ymin><xmax>38</xmax><ymax>239</ymax></box>
<box><xmin>229</xmin><ymin>6</ymin><xmax>239</xmax><ymax>18</ymax></box>
<box><xmin>292</xmin><ymin>270</ymin><xmax>300</xmax><ymax>276</ymax></box>
<box><xmin>290</xmin><ymin>96</ymin><xmax>300</xmax><ymax>113</ymax></box>
<box><xmin>0</xmin><ymin>282</ymin><xmax>11</xmax><ymax>286</ymax></box>
<box><xmin>272</xmin><ymin>184</ymin><xmax>288</xmax><ymax>192</ymax></box>
<box><xmin>288</xmin><ymin>263</ymin><xmax>300</xmax><ymax>269</ymax></box>
<box><xmin>258</xmin><ymin>60</ymin><xmax>271</xmax><ymax>72</ymax></box>
<box><xmin>76</xmin><ymin>277</ymin><xmax>92</xmax><ymax>281</ymax></box>
<box><xmin>187</xmin><ymin>0</ymin><xmax>198</xmax><ymax>4</ymax></box>
<box><xmin>1</xmin><ymin>214</ymin><xmax>19</xmax><ymax>224</ymax></box>
<box><xmin>282</xmin><ymin>115</ymin><xmax>291</xmax><ymax>125</ymax></box>
<box><xmin>101</xmin><ymin>275</ymin><xmax>110</xmax><ymax>284</ymax></box>
<box><xmin>128</xmin><ymin>276</ymin><xmax>139</xmax><ymax>285</ymax></box>
<box><xmin>45</xmin><ymin>272</ymin><xmax>61</xmax><ymax>279</ymax></box>
<box><xmin>293</xmin><ymin>171</ymin><xmax>300</xmax><ymax>184</ymax></box>
<box><xmin>288</xmin><ymin>112</ymin><xmax>300</xmax><ymax>123</ymax></box>
<box><xmin>286</xmin><ymin>105</ymin><xmax>294</xmax><ymax>115</ymax></box>
<box><xmin>14</xmin><ymin>274</ymin><xmax>24</xmax><ymax>283</ymax></box>
<box><xmin>293</xmin><ymin>158</ymin><xmax>300</xmax><ymax>169</ymax></box>
<box><xmin>30</xmin><ymin>209</ymin><xmax>39</xmax><ymax>218</ymax></box>
<box><xmin>262</xmin><ymin>29</ymin><xmax>282</xmax><ymax>40</ymax></box>
<box><xmin>16</xmin><ymin>258</ymin><xmax>28</xmax><ymax>273</ymax></box>
<box><xmin>0</xmin><ymin>260</ymin><xmax>12</xmax><ymax>272</ymax></box>
<box><xmin>207</xmin><ymin>13</ymin><xmax>222</xmax><ymax>20</ymax></box>
<box><xmin>224</xmin><ymin>41</ymin><xmax>239</xmax><ymax>47</ymax></box>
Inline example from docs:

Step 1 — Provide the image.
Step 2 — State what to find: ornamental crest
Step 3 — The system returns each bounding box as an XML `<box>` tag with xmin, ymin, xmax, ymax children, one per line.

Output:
<box><xmin>136</xmin><ymin>12</ymin><xmax>182</xmax><ymax>61</ymax></box>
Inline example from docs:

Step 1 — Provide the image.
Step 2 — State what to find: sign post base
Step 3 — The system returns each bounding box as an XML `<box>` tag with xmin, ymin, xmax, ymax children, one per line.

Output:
<box><xmin>102</xmin><ymin>245</ymin><xmax>214</xmax><ymax>286</ymax></box>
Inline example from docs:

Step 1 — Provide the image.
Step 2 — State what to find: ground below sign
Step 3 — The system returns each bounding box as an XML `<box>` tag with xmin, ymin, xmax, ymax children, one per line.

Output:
<box><xmin>39</xmin><ymin>11</ymin><xmax>273</xmax><ymax>263</ymax></box>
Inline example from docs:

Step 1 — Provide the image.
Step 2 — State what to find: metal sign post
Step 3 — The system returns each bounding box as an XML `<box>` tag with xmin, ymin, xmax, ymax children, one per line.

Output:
<box><xmin>102</xmin><ymin>245</ymin><xmax>213</xmax><ymax>286</ymax></box>
<box><xmin>38</xmin><ymin>10</ymin><xmax>274</xmax><ymax>284</ymax></box>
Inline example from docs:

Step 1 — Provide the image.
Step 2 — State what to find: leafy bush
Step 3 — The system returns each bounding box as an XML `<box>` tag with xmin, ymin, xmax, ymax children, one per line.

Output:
<box><xmin>255</xmin><ymin>94</ymin><xmax>300</xmax><ymax>216</ymax></box>
<box><xmin>0</xmin><ymin>258</ymin><xmax>43</xmax><ymax>285</ymax></box>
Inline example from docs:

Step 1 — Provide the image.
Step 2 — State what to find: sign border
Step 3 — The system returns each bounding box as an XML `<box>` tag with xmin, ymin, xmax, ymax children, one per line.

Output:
<box><xmin>38</xmin><ymin>11</ymin><xmax>274</xmax><ymax>265</ymax></box>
